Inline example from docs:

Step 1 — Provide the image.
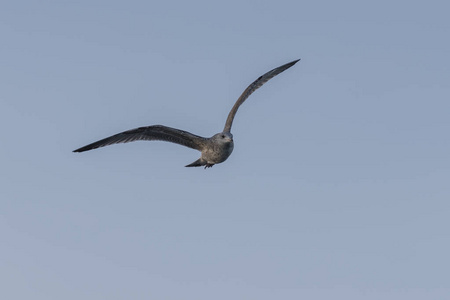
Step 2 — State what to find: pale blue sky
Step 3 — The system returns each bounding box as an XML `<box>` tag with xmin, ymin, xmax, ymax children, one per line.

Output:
<box><xmin>1</xmin><ymin>1</ymin><xmax>450</xmax><ymax>299</ymax></box>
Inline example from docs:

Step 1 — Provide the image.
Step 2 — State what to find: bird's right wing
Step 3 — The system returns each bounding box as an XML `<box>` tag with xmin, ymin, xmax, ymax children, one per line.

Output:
<box><xmin>223</xmin><ymin>59</ymin><xmax>300</xmax><ymax>133</ymax></box>
<box><xmin>73</xmin><ymin>125</ymin><xmax>207</xmax><ymax>152</ymax></box>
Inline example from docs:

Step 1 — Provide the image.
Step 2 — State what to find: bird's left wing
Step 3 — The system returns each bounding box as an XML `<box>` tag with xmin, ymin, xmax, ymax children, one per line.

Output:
<box><xmin>73</xmin><ymin>125</ymin><xmax>207</xmax><ymax>152</ymax></box>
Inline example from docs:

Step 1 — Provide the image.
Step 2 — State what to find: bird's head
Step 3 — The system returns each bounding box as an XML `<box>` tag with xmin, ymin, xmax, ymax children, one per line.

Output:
<box><xmin>212</xmin><ymin>132</ymin><xmax>234</xmax><ymax>144</ymax></box>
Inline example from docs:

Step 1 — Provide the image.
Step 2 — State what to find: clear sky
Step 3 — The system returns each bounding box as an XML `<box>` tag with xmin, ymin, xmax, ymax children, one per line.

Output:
<box><xmin>1</xmin><ymin>1</ymin><xmax>449</xmax><ymax>299</ymax></box>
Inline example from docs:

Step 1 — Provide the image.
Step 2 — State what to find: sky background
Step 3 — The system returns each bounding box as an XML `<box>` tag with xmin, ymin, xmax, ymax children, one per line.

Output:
<box><xmin>1</xmin><ymin>0</ymin><xmax>450</xmax><ymax>299</ymax></box>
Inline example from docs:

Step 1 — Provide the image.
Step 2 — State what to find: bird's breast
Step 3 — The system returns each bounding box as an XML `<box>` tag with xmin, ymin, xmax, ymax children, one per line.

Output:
<box><xmin>202</xmin><ymin>141</ymin><xmax>234</xmax><ymax>164</ymax></box>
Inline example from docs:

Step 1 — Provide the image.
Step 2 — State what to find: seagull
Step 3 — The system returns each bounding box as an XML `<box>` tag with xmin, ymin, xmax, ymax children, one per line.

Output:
<box><xmin>73</xmin><ymin>59</ymin><xmax>300</xmax><ymax>168</ymax></box>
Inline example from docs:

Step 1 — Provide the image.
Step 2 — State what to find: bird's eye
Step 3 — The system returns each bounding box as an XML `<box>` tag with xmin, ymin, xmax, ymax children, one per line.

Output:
<box><xmin>221</xmin><ymin>135</ymin><xmax>225</xmax><ymax>138</ymax></box>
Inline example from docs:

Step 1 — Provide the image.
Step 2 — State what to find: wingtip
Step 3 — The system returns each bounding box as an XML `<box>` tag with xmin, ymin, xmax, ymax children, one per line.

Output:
<box><xmin>73</xmin><ymin>147</ymin><xmax>87</xmax><ymax>153</ymax></box>
<box><xmin>286</xmin><ymin>59</ymin><xmax>300</xmax><ymax>67</ymax></box>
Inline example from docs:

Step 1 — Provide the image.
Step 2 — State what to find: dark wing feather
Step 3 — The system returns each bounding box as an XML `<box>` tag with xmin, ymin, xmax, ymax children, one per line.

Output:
<box><xmin>73</xmin><ymin>125</ymin><xmax>207</xmax><ymax>152</ymax></box>
<box><xmin>223</xmin><ymin>59</ymin><xmax>300</xmax><ymax>132</ymax></box>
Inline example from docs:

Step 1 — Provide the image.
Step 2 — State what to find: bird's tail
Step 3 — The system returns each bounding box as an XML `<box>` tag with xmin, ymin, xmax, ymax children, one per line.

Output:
<box><xmin>185</xmin><ymin>158</ymin><xmax>206</xmax><ymax>167</ymax></box>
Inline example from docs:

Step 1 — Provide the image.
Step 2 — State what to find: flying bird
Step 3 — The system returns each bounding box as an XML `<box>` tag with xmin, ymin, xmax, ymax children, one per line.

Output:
<box><xmin>73</xmin><ymin>59</ymin><xmax>300</xmax><ymax>168</ymax></box>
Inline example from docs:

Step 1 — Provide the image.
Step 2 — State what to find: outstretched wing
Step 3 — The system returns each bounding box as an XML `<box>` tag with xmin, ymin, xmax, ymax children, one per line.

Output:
<box><xmin>223</xmin><ymin>59</ymin><xmax>300</xmax><ymax>133</ymax></box>
<box><xmin>73</xmin><ymin>125</ymin><xmax>207</xmax><ymax>152</ymax></box>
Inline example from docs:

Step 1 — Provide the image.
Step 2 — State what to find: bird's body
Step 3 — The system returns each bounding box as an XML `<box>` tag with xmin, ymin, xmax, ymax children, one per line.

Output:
<box><xmin>74</xmin><ymin>59</ymin><xmax>300</xmax><ymax>168</ymax></box>
<box><xmin>185</xmin><ymin>132</ymin><xmax>234</xmax><ymax>168</ymax></box>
